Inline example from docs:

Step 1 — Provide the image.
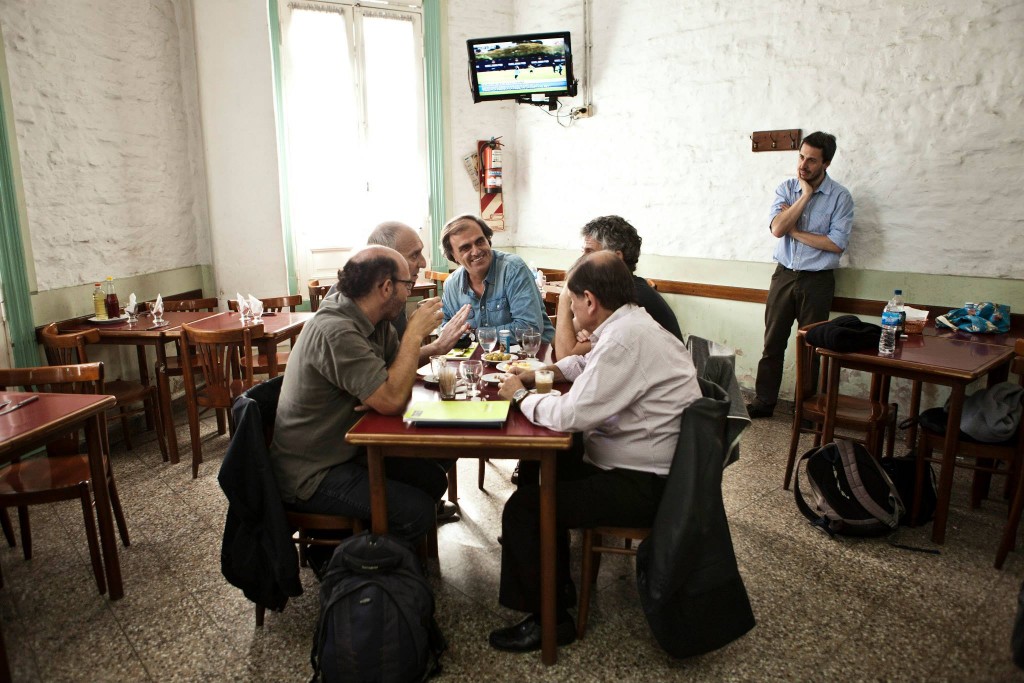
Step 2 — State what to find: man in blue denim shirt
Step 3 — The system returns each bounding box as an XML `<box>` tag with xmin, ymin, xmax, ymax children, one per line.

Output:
<box><xmin>748</xmin><ymin>132</ymin><xmax>854</xmax><ymax>418</ymax></box>
<box><xmin>440</xmin><ymin>214</ymin><xmax>555</xmax><ymax>343</ymax></box>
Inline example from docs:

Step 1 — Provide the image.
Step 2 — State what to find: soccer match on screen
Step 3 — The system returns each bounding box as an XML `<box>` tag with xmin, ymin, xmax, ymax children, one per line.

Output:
<box><xmin>472</xmin><ymin>38</ymin><xmax>568</xmax><ymax>97</ymax></box>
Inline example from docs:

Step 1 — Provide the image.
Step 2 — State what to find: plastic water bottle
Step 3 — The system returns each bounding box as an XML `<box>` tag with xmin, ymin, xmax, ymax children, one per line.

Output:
<box><xmin>878</xmin><ymin>290</ymin><xmax>902</xmax><ymax>356</ymax></box>
<box><xmin>893</xmin><ymin>289</ymin><xmax>906</xmax><ymax>335</ymax></box>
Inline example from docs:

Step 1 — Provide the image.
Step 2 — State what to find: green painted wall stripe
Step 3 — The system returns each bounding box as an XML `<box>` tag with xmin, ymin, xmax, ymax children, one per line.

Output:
<box><xmin>423</xmin><ymin>0</ymin><xmax>447</xmax><ymax>271</ymax></box>
<box><xmin>268</xmin><ymin>0</ymin><xmax>299</xmax><ymax>298</ymax></box>
<box><xmin>0</xmin><ymin>77</ymin><xmax>38</xmax><ymax>367</ymax></box>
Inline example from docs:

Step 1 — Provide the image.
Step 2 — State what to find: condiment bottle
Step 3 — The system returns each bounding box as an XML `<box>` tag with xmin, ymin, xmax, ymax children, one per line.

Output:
<box><xmin>104</xmin><ymin>276</ymin><xmax>120</xmax><ymax>319</ymax></box>
<box><xmin>92</xmin><ymin>283</ymin><xmax>107</xmax><ymax>319</ymax></box>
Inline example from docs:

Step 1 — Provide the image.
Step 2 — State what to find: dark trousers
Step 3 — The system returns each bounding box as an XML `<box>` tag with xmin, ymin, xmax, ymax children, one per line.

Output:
<box><xmin>755</xmin><ymin>264</ymin><xmax>835</xmax><ymax>405</ymax></box>
<box><xmin>291</xmin><ymin>454</ymin><xmax>448</xmax><ymax>542</ymax></box>
<box><xmin>499</xmin><ymin>438</ymin><xmax>667</xmax><ymax>614</ymax></box>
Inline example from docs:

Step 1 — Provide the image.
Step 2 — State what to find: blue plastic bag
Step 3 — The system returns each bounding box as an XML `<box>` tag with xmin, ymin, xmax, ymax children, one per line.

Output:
<box><xmin>935</xmin><ymin>302</ymin><xmax>1010</xmax><ymax>334</ymax></box>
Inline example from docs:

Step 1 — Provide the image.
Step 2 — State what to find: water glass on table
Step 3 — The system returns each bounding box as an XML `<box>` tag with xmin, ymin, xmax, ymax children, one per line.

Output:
<box><xmin>521</xmin><ymin>331</ymin><xmax>541</xmax><ymax>359</ymax></box>
<box><xmin>478</xmin><ymin>326</ymin><xmax>499</xmax><ymax>354</ymax></box>
<box><xmin>429</xmin><ymin>354</ymin><xmax>447</xmax><ymax>383</ymax></box>
<box><xmin>459</xmin><ymin>360</ymin><xmax>484</xmax><ymax>401</ymax></box>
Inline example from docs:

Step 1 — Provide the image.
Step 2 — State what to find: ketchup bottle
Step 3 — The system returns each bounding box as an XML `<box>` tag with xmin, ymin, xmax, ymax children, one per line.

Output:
<box><xmin>104</xmin><ymin>277</ymin><xmax>120</xmax><ymax>319</ymax></box>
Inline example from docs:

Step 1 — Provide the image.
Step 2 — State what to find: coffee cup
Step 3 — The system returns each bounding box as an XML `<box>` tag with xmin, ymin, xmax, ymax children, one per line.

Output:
<box><xmin>438</xmin><ymin>367</ymin><xmax>458</xmax><ymax>399</ymax></box>
<box><xmin>534</xmin><ymin>370</ymin><xmax>554</xmax><ymax>394</ymax></box>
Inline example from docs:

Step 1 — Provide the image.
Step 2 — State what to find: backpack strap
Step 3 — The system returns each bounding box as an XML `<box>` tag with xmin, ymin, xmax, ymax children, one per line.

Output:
<box><xmin>793</xmin><ymin>447</ymin><xmax>836</xmax><ymax>536</ymax></box>
<box><xmin>835</xmin><ymin>439</ymin><xmax>903</xmax><ymax>528</ymax></box>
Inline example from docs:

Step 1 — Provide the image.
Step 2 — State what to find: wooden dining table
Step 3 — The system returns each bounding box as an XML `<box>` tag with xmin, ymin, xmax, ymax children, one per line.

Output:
<box><xmin>817</xmin><ymin>334</ymin><xmax>1015</xmax><ymax>544</ymax></box>
<box><xmin>346</xmin><ymin>345</ymin><xmax>573</xmax><ymax>665</ymax></box>
<box><xmin>184</xmin><ymin>310</ymin><xmax>313</xmax><ymax>377</ymax></box>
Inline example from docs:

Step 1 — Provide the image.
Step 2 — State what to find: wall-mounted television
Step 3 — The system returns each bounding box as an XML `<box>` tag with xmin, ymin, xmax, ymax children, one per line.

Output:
<box><xmin>467</xmin><ymin>31</ymin><xmax>576</xmax><ymax>106</ymax></box>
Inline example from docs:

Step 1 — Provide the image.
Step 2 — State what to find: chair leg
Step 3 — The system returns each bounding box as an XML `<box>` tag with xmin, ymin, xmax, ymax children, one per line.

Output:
<box><xmin>784</xmin><ymin>414</ymin><xmax>803</xmax><ymax>490</ymax></box>
<box><xmin>106</xmin><ymin>473</ymin><xmax>131</xmax><ymax>547</ymax></box>
<box><xmin>0</xmin><ymin>509</ymin><xmax>14</xmax><ymax>547</ymax></box>
<box><xmin>185</xmin><ymin>394</ymin><xmax>203</xmax><ymax>479</ymax></box>
<box><xmin>156</xmin><ymin>364</ymin><xmax>176</xmax><ymax>464</ymax></box>
<box><xmin>118</xmin><ymin>406</ymin><xmax>134</xmax><ymax>451</ymax></box>
<box><xmin>255</xmin><ymin>603</ymin><xmax>266</xmax><ymax>627</ymax></box>
<box><xmin>216</xmin><ymin>408</ymin><xmax>227</xmax><ymax>436</ymax></box>
<box><xmin>148</xmin><ymin>393</ymin><xmax>168</xmax><ymax>462</ymax></box>
<box><xmin>447</xmin><ymin>466</ymin><xmax>458</xmax><ymax>506</ymax></box>
<box><xmin>478</xmin><ymin>459</ymin><xmax>487</xmax><ymax>490</ymax></box>
<box><xmin>577</xmin><ymin>530</ymin><xmax>596</xmax><ymax>640</ymax></box>
<box><xmin>16</xmin><ymin>506</ymin><xmax>30</xmax><ymax>560</ymax></box>
<box><xmin>996</xmin><ymin>458</ymin><xmax>1024</xmax><ymax>569</ymax></box>
<box><xmin>78</xmin><ymin>484</ymin><xmax>107</xmax><ymax>595</ymax></box>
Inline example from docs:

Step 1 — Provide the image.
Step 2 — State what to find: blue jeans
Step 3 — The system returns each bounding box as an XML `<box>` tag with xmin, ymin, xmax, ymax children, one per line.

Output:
<box><xmin>291</xmin><ymin>455</ymin><xmax>448</xmax><ymax>542</ymax></box>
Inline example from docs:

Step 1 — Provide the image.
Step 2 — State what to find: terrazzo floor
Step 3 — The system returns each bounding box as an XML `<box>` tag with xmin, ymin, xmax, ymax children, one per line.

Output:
<box><xmin>2</xmin><ymin>407</ymin><xmax>1024</xmax><ymax>682</ymax></box>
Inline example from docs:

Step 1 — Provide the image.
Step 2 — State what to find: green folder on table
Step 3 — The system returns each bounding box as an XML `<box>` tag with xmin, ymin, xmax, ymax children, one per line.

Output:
<box><xmin>404</xmin><ymin>400</ymin><xmax>510</xmax><ymax>428</ymax></box>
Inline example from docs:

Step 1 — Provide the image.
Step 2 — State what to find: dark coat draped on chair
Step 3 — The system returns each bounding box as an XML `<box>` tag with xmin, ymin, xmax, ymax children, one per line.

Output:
<box><xmin>218</xmin><ymin>376</ymin><xmax>302</xmax><ymax>612</ymax></box>
<box><xmin>635</xmin><ymin>378</ymin><xmax>756</xmax><ymax>658</ymax></box>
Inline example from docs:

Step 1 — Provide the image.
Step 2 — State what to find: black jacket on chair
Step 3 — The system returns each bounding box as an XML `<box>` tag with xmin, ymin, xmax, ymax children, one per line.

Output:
<box><xmin>218</xmin><ymin>376</ymin><xmax>302</xmax><ymax>611</ymax></box>
<box><xmin>635</xmin><ymin>378</ymin><xmax>756</xmax><ymax>658</ymax></box>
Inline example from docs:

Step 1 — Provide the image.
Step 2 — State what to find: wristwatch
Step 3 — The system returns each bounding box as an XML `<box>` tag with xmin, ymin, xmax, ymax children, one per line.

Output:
<box><xmin>511</xmin><ymin>388</ymin><xmax>529</xmax><ymax>407</ymax></box>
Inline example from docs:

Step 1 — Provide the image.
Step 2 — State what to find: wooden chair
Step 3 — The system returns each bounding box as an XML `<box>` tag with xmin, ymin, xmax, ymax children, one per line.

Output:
<box><xmin>227</xmin><ymin>295</ymin><xmax>302</xmax><ymax>375</ymax></box>
<box><xmin>308</xmin><ymin>279</ymin><xmax>333</xmax><ymax>312</ymax></box>
<box><xmin>537</xmin><ymin>267</ymin><xmax>567</xmax><ymax>282</ymax></box>
<box><xmin>923</xmin><ymin>342</ymin><xmax>1024</xmax><ymax>568</ymax></box>
<box><xmin>0</xmin><ymin>363</ymin><xmax>130</xmax><ymax>594</ymax></box>
<box><xmin>179</xmin><ymin>322</ymin><xmax>264</xmax><ymax>478</ymax></box>
<box><xmin>152</xmin><ymin>297</ymin><xmax>220</xmax><ymax>463</ymax></box>
<box><xmin>782</xmin><ymin>321</ymin><xmax>897</xmax><ymax>490</ymax></box>
<box><xmin>39</xmin><ymin>324</ymin><xmax>167</xmax><ymax>460</ymax></box>
<box><xmin>576</xmin><ymin>527</ymin><xmax>648</xmax><ymax>639</ymax></box>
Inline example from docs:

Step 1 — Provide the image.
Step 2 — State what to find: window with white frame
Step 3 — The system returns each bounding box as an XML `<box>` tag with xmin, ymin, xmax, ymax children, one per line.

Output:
<box><xmin>277</xmin><ymin>0</ymin><xmax>429</xmax><ymax>281</ymax></box>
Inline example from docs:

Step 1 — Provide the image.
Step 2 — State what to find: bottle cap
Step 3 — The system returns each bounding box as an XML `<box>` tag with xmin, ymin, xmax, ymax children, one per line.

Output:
<box><xmin>894</xmin><ymin>289</ymin><xmax>902</xmax><ymax>295</ymax></box>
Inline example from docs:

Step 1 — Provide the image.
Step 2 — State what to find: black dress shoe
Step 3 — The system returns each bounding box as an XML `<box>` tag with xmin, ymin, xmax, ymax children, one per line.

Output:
<box><xmin>746</xmin><ymin>400</ymin><xmax>775</xmax><ymax>419</ymax></box>
<box><xmin>510</xmin><ymin>463</ymin><xmax>520</xmax><ymax>486</ymax></box>
<box><xmin>437</xmin><ymin>500</ymin><xmax>459</xmax><ymax>523</ymax></box>
<box><xmin>488</xmin><ymin>614</ymin><xmax>576</xmax><ymax>652</ymax></box>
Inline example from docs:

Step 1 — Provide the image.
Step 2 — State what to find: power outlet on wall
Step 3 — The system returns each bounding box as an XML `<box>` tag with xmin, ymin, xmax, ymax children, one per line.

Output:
<box><xmin>570</xmin><ymin>105</ymin><xmax>594</xmax><ymax>119</ymax></box>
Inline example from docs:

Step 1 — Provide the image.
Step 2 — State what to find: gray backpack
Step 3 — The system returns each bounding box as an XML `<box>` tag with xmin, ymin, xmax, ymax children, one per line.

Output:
<box><xmin>794</xmin><ymin>439</ymin><xmax>904</xmax><ymax>536</ymax></box>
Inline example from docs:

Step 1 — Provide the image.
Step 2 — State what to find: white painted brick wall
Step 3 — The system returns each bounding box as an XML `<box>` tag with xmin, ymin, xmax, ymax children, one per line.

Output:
<box><xmin>501</xmin><ymin>0</ymin><xmax>1024</xmax><ymax>279</ymax></box>
<box><xmin>0</xmin><ymin>0</ymin><xmax>211</xmax><ymax>292</ymax></box>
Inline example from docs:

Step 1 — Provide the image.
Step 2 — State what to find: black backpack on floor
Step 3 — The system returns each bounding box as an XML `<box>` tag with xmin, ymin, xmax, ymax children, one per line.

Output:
<box><xmin>311</xmin><ymin>532</ymin><xmax>445</xmax><ymax>683</ymax></box>
<box><xmin>794</xmin><ymin>439</ymin><xmax>904</xmax><ymax>536</ymax></box>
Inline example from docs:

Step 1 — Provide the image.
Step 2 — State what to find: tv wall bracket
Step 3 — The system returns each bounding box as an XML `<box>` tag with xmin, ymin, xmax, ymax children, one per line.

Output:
<box><xmin>517</xmin><ymin>79</ymin><xmax>579</xmax><ymax>111</ymax></box>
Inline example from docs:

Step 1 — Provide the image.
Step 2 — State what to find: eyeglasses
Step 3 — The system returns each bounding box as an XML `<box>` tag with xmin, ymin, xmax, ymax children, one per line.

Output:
<box><xmin>392</xmin><ymin>278</ymin><xmax>416</xmax><ymax>291</ymax></box>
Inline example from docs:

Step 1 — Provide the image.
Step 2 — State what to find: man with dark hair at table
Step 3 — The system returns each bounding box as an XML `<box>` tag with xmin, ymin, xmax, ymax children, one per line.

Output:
<box><xmin>747</xmin><ymin>131</ymin><xmax>853</xmax><ymax>418</ymax></box>
<box><xmin>490</xmin><ymin>251</ymin><xmax>702</xmax><ymax>652</ymax></box>
<box><xmin>440</xmin><ymin>214</ymin><xmax>554</xmax><ymax>343</ymax></box>
<box><xmin>554</xmin><ymin>215</ymin><xmax>682</xmax><ymax>359</ymax></box>
<box><xmin>270</xmin><ymin>246</ymin><xmax>449</xmax><ymax>542</ymax></box>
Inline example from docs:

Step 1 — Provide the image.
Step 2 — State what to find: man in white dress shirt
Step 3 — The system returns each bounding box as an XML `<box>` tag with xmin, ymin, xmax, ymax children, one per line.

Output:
<box><xmin>489</xmin><ymin>251</ymin><xmax>702</xmax><ymax>652</ymax></box>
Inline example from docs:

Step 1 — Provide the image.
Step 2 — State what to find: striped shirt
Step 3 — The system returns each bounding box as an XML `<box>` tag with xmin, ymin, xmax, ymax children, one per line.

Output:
<box><xmin>519</xmin><ymin>304</ymin><xmax>701</xmax><ymax>475</ymax></box>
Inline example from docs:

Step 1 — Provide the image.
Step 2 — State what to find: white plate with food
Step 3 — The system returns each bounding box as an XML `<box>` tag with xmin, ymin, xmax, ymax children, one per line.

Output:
<box><xmin>481</xmin><ymin>372</ymin><xmax>505</xmax><ymax>384</ymax></box>
<box><xmin>496</xmin><ymin>358</ymin><xmax>545</xmax><ymax>373</ymax></box>
<box><xmin>481</xmin><ymin>352</ymin><xmax>518</xmax><ymax>364</ymax></box>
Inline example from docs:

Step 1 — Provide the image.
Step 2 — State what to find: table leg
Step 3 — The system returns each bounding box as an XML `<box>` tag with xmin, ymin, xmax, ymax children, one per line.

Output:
<box><xmin>368</xmin><ymin>447</ymin><xmax>389</xmax><ymax>535</ymax></box>
<box><xmin>932</xmin><ymin>384</ymin><xmax>966</xmax><ymax>544</ymax></box>
<box><xmin>86</xmin><ymin>413</ymin><xmax>123</xmax><ymax>599</ymax></box>
<box><xmin>264</xmin><ymin>340</ymin><xmax>280</xmax><ymax>378</ymax></box>
<box><xmin>155</xmin><ymin>344</ymin><xmax>179</xmax><ymax>464</ymax></box>
<box><xmin>821</xmin><ymin>357</ymin><xmax>841</xmax><ymax>444</ymax></box>
<box><xmin>135</xmin><ymin>345</ymin><xmax>154</xmax><ymax>430</ymax></box>
<box><xmin>539</xmin><ymin>450</ymin><xmax>557</xmax><ymax>666</ymax></box>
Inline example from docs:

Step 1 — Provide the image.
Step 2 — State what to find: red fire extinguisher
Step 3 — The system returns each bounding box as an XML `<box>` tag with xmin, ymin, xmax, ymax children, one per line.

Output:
<box><xmin>480</xmin><ymin>137</ymin><xmax>503</xmax><ymax>194</ymax></box>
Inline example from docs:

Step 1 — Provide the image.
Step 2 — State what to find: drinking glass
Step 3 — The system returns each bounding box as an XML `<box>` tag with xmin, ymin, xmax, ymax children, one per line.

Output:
<box><xmin>151</xmin><ymin>299</ymin><xmax>166</xmax><ymax>327</ymax></box>
<box><xmin>521</xmin><ymin>331</ymin><xmax>541</xmax><ymax>359</ymax></box>
<box><xmin>429</xmin><ymin>355</ymin><xmax>447</xmax><ymax>382</ymax></box>
<box><xmin>238</xmin><ymin>299</ymin><xmax>251</xmax><ymax>324</ymax></box>
<box><xmin>438</xmin><ymin>366</ymin><xmax>458</xmax><ymax>399</ymax></box>
<box><xmin>511</xmin><ymin>322</ymin><xmax>532</xmax><ymax>346</ymax></box>
<box><xmin>125</xmin><ymin>307</ymin><xmax>139</xmax><ymax>327</ymax></box>
<box><xmin>250</xmin><ymin>298</ymin><xmax>264</xmax><ymax>323</ymax></box>
<box><xmin>478</xmin><ymin>326</ymin><xmax>499</xmax><ymax>354</ymax></box>
<box><xmin>459</xmin><ymin>360</ymin><xmax>484</xmax><ymax>401</ymax></box>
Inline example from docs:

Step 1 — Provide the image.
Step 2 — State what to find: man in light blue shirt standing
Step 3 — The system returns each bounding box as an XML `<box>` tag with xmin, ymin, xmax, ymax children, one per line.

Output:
<box><xmin>440</xmin><ymin>214</ymin><xmax>555</xmax><ymax>343</ymax></box>
<box><xmin>748</xmin><ymin>131</ymin><xmax>854</xmax><ymax>418</ymax></box>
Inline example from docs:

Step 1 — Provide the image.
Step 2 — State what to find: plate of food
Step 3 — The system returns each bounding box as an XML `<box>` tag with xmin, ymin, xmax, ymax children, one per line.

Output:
<box><xmin>496</xmin><ymin>358</ymin><xmax>545</xmax><ymax>373</ymax></box>
<box><xmin>481</xmin><ymin>351</ymin><xmax>518</xmax><ymax>364</ymax></box>
<box><xmin>87</xmin><ymin>315</ymin><xmax>129</xmax><ymax>324</ymax></box>
<box><xmin>481</xmin><ymin>372</ymin><xmax>505</xmax><ymax>384</ymax></box>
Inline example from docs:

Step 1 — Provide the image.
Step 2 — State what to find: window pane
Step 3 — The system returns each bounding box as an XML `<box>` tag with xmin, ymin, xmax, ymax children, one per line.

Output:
<box><xmin>281</xmin><ymin>10</ymin><xmax>365</xmax><ymax>247</ymax></box>
<box><xmin>362</xmin><ymin>15</ymin><xmax>428</xmax><ymax>231</ymax></box>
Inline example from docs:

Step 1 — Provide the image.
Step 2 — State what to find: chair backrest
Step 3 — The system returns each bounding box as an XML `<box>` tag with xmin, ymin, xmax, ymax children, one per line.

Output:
<box><xmin>308</xmin><ymin>280</ymin><xmax>333</xmax><ymax>313</ymax></box>
<box><xmin>228</xmin><ymin>295</ymin><xmax>302</xmax><ymax>313</ymax></box>
<box><xmin>164</xmin><ymin>297</ymin><xmax>219</xmax><ymax>313</ymax></box>
<box><xmin>180</xmin><ymin>323</ymin><xmax>263</xmax><ymax>407</ymax></box>
<box><xmin>39</xmin><ymin>323</ymin><xmax>100</xmax><ymax>365</ymax></box>
<box><xmin>794</xmin><ymin>321</ymin><xmax>831</xmax><ymax>401</ymax></box>
<box><xmin>0</xmin><ymin>362</ymin><xmax>104</xmax><ymax>455</ymax></box>
<box><xmin>537</xmin><ymin>267</ymin><xmax>566</xmax><ymax>282</ymax></box>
